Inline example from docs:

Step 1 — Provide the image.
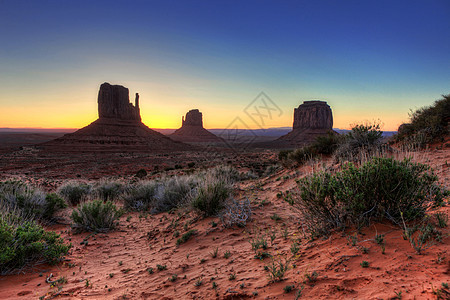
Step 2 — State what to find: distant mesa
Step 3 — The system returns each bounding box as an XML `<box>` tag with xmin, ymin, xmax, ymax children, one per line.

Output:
<box><xmin>277</xmin><ymin>100</ymin><xmax>336</xmax><ymax>145</ymax></box>
<box><xmin>170</xmin><ymin>109</ymin><xmax>223</xmax><ymax>143</ymax></box>
<box><xmin>42</xmin><ymin>82</ymin><xmax>188</xmax><ymax>151</ymax></box>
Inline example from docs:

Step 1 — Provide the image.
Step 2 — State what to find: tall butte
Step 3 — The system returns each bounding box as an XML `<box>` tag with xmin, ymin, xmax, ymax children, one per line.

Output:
<box><xmin>170</xmin><ymin>109</ymin><xmax>223</xmax><ymax>143</ymax></box>
<box><xmin>43</xmin><ymin>83</ymin><xmax>187</xmax><ymax>151</ymax></box>
<box><xmin>277</xmin><ymin>100</ymin><xmax>336</xmax><ymax>145</ymax></box>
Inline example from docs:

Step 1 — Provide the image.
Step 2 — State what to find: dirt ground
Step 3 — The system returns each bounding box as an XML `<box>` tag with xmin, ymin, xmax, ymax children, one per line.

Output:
<box><xmin>0</xmin><ymin>146</ymin><xmax>448</xmax><ymax>300</ymax></box>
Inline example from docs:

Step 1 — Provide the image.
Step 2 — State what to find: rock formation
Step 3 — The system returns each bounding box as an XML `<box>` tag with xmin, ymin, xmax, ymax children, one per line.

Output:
<box><xmin>170</xmin><ymin>109</ymin><xmax>223</xmax><ymax>143</ymax></box>
<box><xmin>98</xmin><ymin>83</ymin><xmax>141</xmax><ymax>121</ymax></box>
<box><xmin>277</xmin><ymin>101</ymin><xmax>336</xmax><ymax>145</ymax></box>
<box><xmin>42</xmin><ymin>83</ymin><xmax>188</xmax><ymax>152</ymax></box>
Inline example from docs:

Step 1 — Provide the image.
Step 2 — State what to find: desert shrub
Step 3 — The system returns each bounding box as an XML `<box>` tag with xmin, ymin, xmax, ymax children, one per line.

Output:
<box><xmin>125</xmin><ymin>166</ymin><xmax>236</xmax><ymax>215</ymax></box>
<box><xmin>125</xmin><ymin>176</ymin><xmax>198</xmax><ymax>213</ymax></box>
<box><xmin>135</xmin><ymin>169</ymin><xmax>147</xmax><ymax>179</ymax></box>
<box><xmin>58</xmin><ymin>181</ymin><xmax>92</xmax><ymax>206</ymax></box>
<box><xmin>395</xmin><ymin>95</ymin><xmax>450</xmax><ymax>146</ymax></box>
<box><xmin>287</xmin><ymin>146</ymin><xmax>317</xmax><ymax>165</ymax></box>
<box><xmin>0</xmin><ymin>181</ymin><xmax>66</xmax><ymax>222</ymax></box>
<box><xmin>152</xmin><ymin>176</ymin><xmax>198</xmax><ymax>213</ymax></box>
<box><xmin>71</xmin><ymin>200</ymin><xmax>123</xmax><ymax>233</ymax></box>
<box><xmin>278</xmin><ymin>150</ymin><xmax>293</xmax><ymax>161</ymax></box>
<box><xmin>0</xmin><ymin>206</ymin><xmax>70</xmax><ymax>275</ymax></box>
<box><xmin>263</xmin><ymin>164</ymin><xmax>281</xmax><ymax>177</ymax></box>
<box><xmin>312</xmin><ymin>132</ymin><xmax>341</xmax><ymax>155</ymax></box>
<box><xmin>334</xmin><ymin>122</ymin><xmax>384</xmax><ymax>161</ymax></box>
<box><xmin>220</xmin><ymin>198</ymin><xmax>252</xmax><ymax>228</ymax></box>
<box><xmin>192</xmin><ymin>178</ymin><xmax>232</xmax><ymax>217</ymax></box>
<box><xmin>207</xmin><ymin>165</ymin><xmax>241</xmax><ymax>183</ymax></box>
<box><xmin>41</xmin><ymin>193</ymin><xmax>67</xmax><ymax>220</ymax></box>
<box><xmin>176</xmin><ymin>229</ymin><xmax>197</xmax><ymax>245</ymax></box>
<box><xmin>266</xmin><ymin>256</ymin><xmax>290</xmax><ymax>282</ymax></box>
<box><xmin>95</xmin><ymin>180</ymin><xmax>125</xmax><ymax>202</ymax></box>
<box><xmin>296</xmin><ymin>157</ymin><xmax>447</xmax><ymax>236</ymax></box>
<box><xmin>124</xmin><ymin>181</ymin><xmax>158</xmax><ymax>211</ymax></box>
<box><xmin>279</xmin><ymin>133</ymin><xmax>340</xmax><ymax>166</ymax></box>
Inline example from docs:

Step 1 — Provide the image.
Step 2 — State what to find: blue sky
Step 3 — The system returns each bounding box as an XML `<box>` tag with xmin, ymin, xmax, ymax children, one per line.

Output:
<box><xmin>0</xmin><ymin>0</ymin><xmax>448</xmax><ymax>130</ymax></box>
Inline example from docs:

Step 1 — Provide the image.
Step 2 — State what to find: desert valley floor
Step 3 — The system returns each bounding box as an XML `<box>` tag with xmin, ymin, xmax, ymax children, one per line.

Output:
<box><xmin>0</xmin><ymin>144</ymin><xmax>448</xmax><ymax>300</ymax></box>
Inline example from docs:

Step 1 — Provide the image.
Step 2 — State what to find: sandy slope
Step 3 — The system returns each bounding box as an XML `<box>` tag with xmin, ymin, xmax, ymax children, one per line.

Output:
<box><xmin>0</xmin><ymin>149</ymin><xmax>449</xmax><ymax>300</ymax></box>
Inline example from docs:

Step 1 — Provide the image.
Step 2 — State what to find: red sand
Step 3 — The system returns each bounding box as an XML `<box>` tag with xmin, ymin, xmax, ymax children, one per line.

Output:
<box><xmin>0</xmin><ymin>148</ymin><xmax>448</xmax><ymax>299</ymax></box>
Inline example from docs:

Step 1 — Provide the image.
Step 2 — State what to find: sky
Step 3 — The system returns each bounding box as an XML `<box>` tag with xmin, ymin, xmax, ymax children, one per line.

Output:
<box><xmin>0</xmin><ymin>0</ymin><xmax>448</xmax><ymax>131</ymax></box>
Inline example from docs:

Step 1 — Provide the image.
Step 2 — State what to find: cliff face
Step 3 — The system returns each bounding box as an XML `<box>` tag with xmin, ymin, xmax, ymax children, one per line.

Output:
<box><xmin>293</xmin><ymin>101</ymin><xmax>333</xmax><ymax>130</ymax></box>
<box><xmin>170</xmin><ymin>109</ymin><xmax>222</xmax><ymax>143</ymax></box>
<box><xmin>278</xmin><ymin>100</ymin><xmax>336</xmax><ymax>145</ymax></box>
<box><xmin>182</xmin><ymin>109</ymin><xmax>203</xmax><ymax>127</ymax></box>
<box><xmin>42</xmin><ymin>83</ymin><xmax>188</xmax><ymax>152</ymax></box>
<box><xmin>98</xmin><ymin>83</ymin><xmax>141</xmax><ymax>121</ymax></box>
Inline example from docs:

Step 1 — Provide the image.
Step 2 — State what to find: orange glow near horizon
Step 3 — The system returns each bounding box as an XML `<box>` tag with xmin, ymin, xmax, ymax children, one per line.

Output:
<box><xmin>0</xmin><ymin>106</ymin><xmax>408</xmax><ymax>131</ymax></box>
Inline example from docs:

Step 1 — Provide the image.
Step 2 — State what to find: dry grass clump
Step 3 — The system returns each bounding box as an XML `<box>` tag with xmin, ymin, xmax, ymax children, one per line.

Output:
<box><xmin>0</xmin><ymin>180</ymin><xmax>66</xmax><ymax>222</ymax></box>
<box><xmin>124</xmin><ymin>165</ymin><xmax>239</xmax><ymax>217</ymax></box>
<box><xmin>71</xmin><ymin>200</ymin><xmax>123</xmax><ymax>233</ymax></box>
<box><xmin>94</xmin><ymin>179</ymin><xmax>126</xmax><ymax>202</ymax></box>
<box><xmin>57</xmin><ymin>181</ymin><xmax>92</xmax><ymax>206</ymax></box>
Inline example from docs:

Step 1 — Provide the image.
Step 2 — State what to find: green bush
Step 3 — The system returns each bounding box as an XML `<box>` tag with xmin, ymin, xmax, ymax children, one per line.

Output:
<box><xmin>0</xmin><ymin>181</ymin><xmax>66</xmax><ymax>222</ymax></box>
<box><xmin>278</xmin><ymin>132</ymin><xmax>340</xmax><ymax>166</ymax></box>
<box><xmin>58</xmin><ymin>181</ymin><xmax>92</xmax><ymax>206</ymax></box>
<box><xmin>192</xmin><ymin>179</ymin><xmax>231</xmax><ymax>217</ymax></box>
<box><xmin>0</xmin><ymin>208</ymin><xmax>70</xmax><ymax>275</ymax></box>
<box><xmin>396</xmin><ymin>94</ymin><xmax>450</xmax><ymax>146</ymax></box>
<box><xmin>296</xmin><ymin>157</ymin><xmax>447</xmax><ymax>236</ymax></box>
<box><xmin>71</xmin><ymin>200</ymin><xmax>123</xmax><ymax>233</ymax></box>
<box><xmin>312</xmin><ymin>132</ymin><xmax>341</xmax><ymax>155</ymax></box>
<box><xmin>176</xmin><ymin>229</ymin><xmax>198</xmax><ymax>245</ymax></box>
<box><xmin>334</xmin><ymin>122</ymin><xmax>384</xmax><ymax>161</ymax></box>
<box><xmin>42</xmin><ymin>193</ymin><xmax>67</xmax><ymax>220</ymax></box>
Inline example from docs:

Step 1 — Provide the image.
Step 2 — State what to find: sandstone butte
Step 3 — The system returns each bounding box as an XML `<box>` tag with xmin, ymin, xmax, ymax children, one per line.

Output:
<box><xmin>42</xmin><ymin>83</ymin><xmax>189</xmax><ymax>152</ymax></box>
<box><xmin>170</xmin><ymin>109</ymin><xmax>223</xmax><ymax>143</ymax></box>
<box><xmin>277</xmin><ymin>100</ymin><xmax>337</xmax><ymax>145</ymax></box>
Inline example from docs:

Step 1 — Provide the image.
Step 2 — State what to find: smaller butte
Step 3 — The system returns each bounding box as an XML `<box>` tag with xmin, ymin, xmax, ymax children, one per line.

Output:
<box><xmin>277</xmin><ymin>100</ymin><xmax>337</xmax><ymax>146</ymax></box>
<box><xmin>170</xmin><ymin>109</ymin><xmax>223</xmax><ymax>143</ymax></box>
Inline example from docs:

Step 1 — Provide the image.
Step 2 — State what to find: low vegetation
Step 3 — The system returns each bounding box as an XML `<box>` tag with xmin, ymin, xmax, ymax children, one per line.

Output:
<box><xmin>0</xmin><ymin>204</ymin><xmax>70</xmax><ymax>275</ymax></box>
<box><xmin>395</xmin><ymin>94</ymin><xmax>450</xmax><ymax>147</ymax></box>
<box><xmin>94</xmin><ymin>180</ymin><xmax>125</xmax><ymax>202</ymax></box>
<box><xmin>124</xmin><ymin>166</ymin><xmax>238</xmax><ymax>217</ymax></box>
<box><xmin>71</xmin><ymin>200</ymin><xmax>123</xmax><ymax>233</ymax></box>
<box><xmin>280</xmin><ymin>122</ymin><xmax>385</xmax><ymax>166</ymax></box>
<box><xmin>58</xmin><ymin>181</ymin><xmax>92</xmax><ymax>206</ymax></box>
<box><xmin>0</xmin><ymin>181</ymin><xmax>66</xmax><ymax>222</ymax></box>
<box><xmin>295</xmin><ymin>157</ymin><xmax>447</xmax><ymax>236</ymax></box>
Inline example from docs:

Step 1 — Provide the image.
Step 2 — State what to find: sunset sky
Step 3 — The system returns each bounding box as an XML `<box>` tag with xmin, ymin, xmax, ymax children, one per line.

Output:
<box><xmin>0</xmin><ymin>0</ymin><xmax>448</xmax><ymax>131</ymax></box>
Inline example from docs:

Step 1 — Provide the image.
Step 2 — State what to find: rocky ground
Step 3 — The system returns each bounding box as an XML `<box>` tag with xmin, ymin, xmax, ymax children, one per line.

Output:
<box><xmin>0</xmin><ymin>147</ymin><xmax>448</xmax><ymax>299</ymax></box>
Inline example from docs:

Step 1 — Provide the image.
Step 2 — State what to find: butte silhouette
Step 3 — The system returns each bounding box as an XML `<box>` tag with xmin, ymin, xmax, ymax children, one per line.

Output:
<box><xmin>43</xmin><ymin>83</ymin><xmax>188</xmax><ymax>151</ymax></box>
<box><xmin>170</xmin><ymin>109</ymin><xmax>223</xmax><ymax>143</ymax></box>
<box><xmin>277</xmin><ymin>100</ymin><xmax>336</xmax><ymax>146</ymax></box>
